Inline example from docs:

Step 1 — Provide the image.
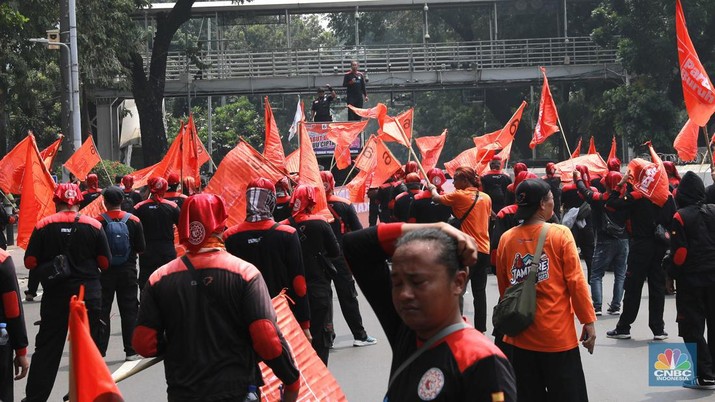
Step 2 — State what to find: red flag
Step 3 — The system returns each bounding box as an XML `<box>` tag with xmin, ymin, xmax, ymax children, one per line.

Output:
<box><xmin>444</xmin><ymin>147</ymin><xmax>494</xmax><ymax>178</ymax></box>
<box><xmin>184</xmin><ymin>114</ymin><xmax>211</xmax><ymax>182</ymax></box>
<box><xmin>17</xmin><ymin>135</ymin><xmax>56</xmax><ymax>249</ymax></box>
<box><xmin>554</xmin><ymin>153</ymin><xmax>608</xmax><ymax>183</ymax></box>
<box><xmin>673</xmin><ymin>119</ymin><xmax>701</xmax><ymax>162</ymax></box>
<box><xmin>346</xmin><ymin>169</ymin><xmax>372</xmax><ymax>203</ymax></box>
<box><xmin>607</xmin><ymin>136</ymin><xmax>618</xmax><ymax>162</ymax></box>
<box><xmin>298</xmin><ymin>122</ymin><xmax>330</xmax><ymax>219</ymax></box>
<box><xmin>371</xmin><ymin>137</ymin><xmax>402</xmax><ymax>187</ymax></box>
<box><xmin>677</xmin><ymin>0</ymin><xmax>715</xmax><ymax>126</ymax></box>
<box><xmin>627</xmin><ymin>142</ymin><xmax>669</xmax><ymax>207</ymax></box>
<box><xmin>263</xmin><ymin>97</ymin><xmax>286</xmax><ymax>168</ymax></box>
<box><xmin>79</xmin><ymin>194</ymin><xmax>107</xmax><ymax>217</ymax></box>
<box><xmin>0</xmin><ymin>136</ymin><xmax>33</xmax><ymax>194</ymax></box>
<box><xmin>40</xmin><ymin>135</ymin><xmax>64</xmax><ymax>171</ymax></box>
<box><xmin>415</xmin><ymin>130</ymin><xmax>448</xmax><ymax>172</ymax></box>
<box><xmin>587</xmin><ymin>136</ymin><xmax>597</xmax><ymax>154</ymax></box>
<box><xmin>473</xmin><ymin>130</ymin><xmax>502</xmax><ymax>149</ymax></box>
<box><xmin>285</xmin><ymin>149</ymin><xmax>300</xmax><ymax>173</ymax></box>
<box><xmin>571</xmin><ymin>138</ymin><xmax>582</xmax><ymax>158</ymax></box>
<box><xmin>69</xmin><ymin>286</ymin><xmax>124</xmax><ymax>402</ymax></box>
<box><xmin>378</xmin><ymin>108</ymin><xmax>413</xmax><ymax>147</ymax></box>
<box><xmin>205</xmin><ymin>140</ymin><xmax>286</xmax><ymax>227</ymax></box>
<box><xmin>348</xmin><ymin>103</ymin><xmax>388</xmax><ymax>121</ymax></box>
<box><xmin>487</xmin><ymin>101</ymin><xmax>528</xmax><ymax>151</ymax></box>
<box><xmin>354</xmin><ymin>135</ymin><xmax>379</xmax><ymax>172</ymax></box>
<box><xmin>324</xmin><ymin>121</ymin><xmax>369</xmax><ymax>170</ymax></box>
<box><xmin>530</xmin><ymin>67</ymin><xmax>560</xmax><ymax>148</ymax></box>
<box><xmin>491</xmin><ymin>141</ymin><xmax>513</xmax><ymax>172</ymax></box>
<box><xmin>63</xmin><ymin>136</ymin><xmax>101</xmax><ymax>181</ymax></box>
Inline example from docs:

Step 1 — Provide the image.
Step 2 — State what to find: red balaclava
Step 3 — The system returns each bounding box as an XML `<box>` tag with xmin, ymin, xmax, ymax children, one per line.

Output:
<box><xmin>275</xmin><ymin>177</ymin><xmax>292</xmax><ymax>203</ymax></box>
<box><xmin>320</xmin><ymin>171</ymin><xmax>335</xmax><ymax>194</ymax></box>
<box><xmin>575</xmin><ymin>165</ymin><xmax>591</xmax><ymax>184</ymax></box>
<box><xmin>290</xmin><ymin>184</ymin><xmax>318</xmax><ymax>216</ymax></box>
<box><xmin>404</xmin><ymin>161</ymin><xmax>419</xmax><ymax>175</ymax></box>
<box><xmin>53</xmin><ymin>183</ymin><xmax>84</xmax><ymax>206</ymax></box>
<box><xmin>167</xmin><ymin>173</ymin><xmax>180</xmax><ymax>186</ymax></box>
<box><xmin>601</xmin><ymin>171</ymin><xmax>623</xmax><ymax>191</ymax></box>
<box><xmin>86</xmin><ymin>174</ymin><xmax>99</xmax><ymax>192</ymax></box>
<box><xmin>404</xmin><ymin>172</ymin><xmax>421</xmax><ymax>190</ymax></box>
<box><xmin>148</xmin><ymin>177</ymin><xmax>168</xmax><ymax>200</ymax></box>
<box><xmin>607</xmin><ymin>158</ymin><xmax>621</xmax><ymax>172</ymax></box>
<box><xmin>122</xmin><ymin>175</ymin><xmax>134</xmax><ymax>192</ymax></box>
<box><xmin>179</xmin><ymin>193</ymin><xmax>228</xmax><ymax>253</ymax></box>
<box><xmin>545</xmin><ymin>162</ymin><xmax>557</xmax><ymax>177</ymax></box>
<box><xmin>513</xmin><ymin>162</ymin><xmax>528</xmax><ymax>177</ymax></box>
<box><xmin>507</xmin><ymin>171</ymin><xmax>538</xmax><ymax>194</ymax></box>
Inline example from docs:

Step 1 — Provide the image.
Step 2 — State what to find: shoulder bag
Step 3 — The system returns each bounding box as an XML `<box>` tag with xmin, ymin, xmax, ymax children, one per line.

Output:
<box><xmin>492</xmin><ymin>223</ymin><xmax>550</xmax><ymax>337</ymax></box>
<box><xmin>447</xmin><ymin>191</ymin><xmax>479</xmax><ymax>229</ymax></box>
<box><xmin>39</xmin><ymin>213</ymin><xmax>80</xmax><ymax>288</ymax></box>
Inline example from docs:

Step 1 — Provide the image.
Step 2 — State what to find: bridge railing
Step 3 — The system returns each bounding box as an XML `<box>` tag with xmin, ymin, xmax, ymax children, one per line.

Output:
<box><xmin>156</xmin><ymin>36</ymin><xmax>618</xmax><ymax>81</ymax></box>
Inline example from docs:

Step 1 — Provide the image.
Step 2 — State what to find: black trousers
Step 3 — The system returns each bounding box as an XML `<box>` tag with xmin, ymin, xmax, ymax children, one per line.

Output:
<box><xmin>0</xmin><ymin>344</ymin><xmax>13</xmax><ymax>402</ymax></box>
<box><xmin>511</xmin><ymin>346</ymin><xmax>588</xmax><ymax>402</ymax></box>
<box><xmin>331</xmin><ymin>255</ymin><xmax>367</xmax><ymax>341</ymax></box>
<box><xmin>98</xmin><ymin>266</ymin><xmax>139</xmax><ymax>356</ymax></box>
<box><xmin>25</xmin><ymin>284</ymin><xmax>101</xmax><ymax>402</ymax></box>
<box><xmin>369</xmin><ymin>199</ymin><xmax>379</xmax><ymax>227</ymax></box>
<box><xmin>347</xmin><ymin>98</ymin><xmax>363</xmax><ymax>121</ymax></box>
<box><xmin>308</xmin><ymin>286</ymin><xmax>334</xmax><ymax>366</ymax></box>
<box><xmin>470</xmin><ymin>252</ymin><xmax>490</xmax><ymax>332</ymax></box>
<box><xmin>676</xmin><ymin>282</ymin><xmax>715</xmax><ymax>380</ymax></box>
<box><xmin>616</xmin><ymin>238</ymin><xmax>666</xmax><ymax>334</ymax></box>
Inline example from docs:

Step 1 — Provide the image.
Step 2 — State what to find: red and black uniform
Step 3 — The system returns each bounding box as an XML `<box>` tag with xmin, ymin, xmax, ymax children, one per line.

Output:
<box><xmin>282</xmin><ymin>213</ymin><xmax>340</xmax><ymax>364</ymax></box>
<box><xmin>326</xmin><ymin>194</ymin><xmax>371</xmax><ymax>342</ymax></box>
<box><xmin>343</xmin><ymin>69</ymin><xmax>367</xmax><ymax>120</ymax></box>
<box><xmin>132</xmin><ymin>251</ymin><xmax>300</xmax><ymax>401</ymax></box>
<box><xmin>0</xmin><ymin>207</ymin><xmax>16</xmax><ymax>250</ymax></box>
<box><xmin>377</xmin><ymin>180</ymin><xmax>406</xmax><ymax>223</ymax></box>
<box><xmin>80</xmin><ymin>188</ymin><xmax>102</xmax><ymax>210</ymax></box>
<box><xmin>408</xmin><ymin>190</ymin><xmax>452</xmax><ymax>224</ymax></box>
<box><xmin>134</xmin><ymin>198</ymin><xmax>180</xmax><ymax>289</ymax></box>
<box><xmin>164</xmin><ymin>191</ymin><xmax>188</xmax><ymax>210</ymax></box>
<box><xmin>24</xmin><ymin>211</ymin><xmax>111</xmax><ymax>402</ymax></box>
<box><xmin>0</xmin><ymin>250</ymin><xmax>28</xmax><ymax>402</ymax></box>
<box><xmin>96</xmin><ymin>210</ymin><xmax>146</xmax><ymax>357</ymax></box>
<box><xmin>224</xmin><ymin>220</ymin><xmax>310</xmax><ymax>328</ymax></box>
<box><xmin>273</xmin><ymin>197</ymin><xmax>292</xmax><ymax>223</ymax></box>
<box><xmin>122</xmin><ymin>189</ymin><xmax>143</xmax><ymax>213</ymax></box>
<box><xmin>392</xmin><ymin>187</ymin><xmax>421</xmax><ymax>223</ymax></box>
<box><xmin>343</xmin><ymin>224</ymin><xmax>517</xmax><ymax>401</ymax></box>
<box><xmin>542</xmin><ymin>175</ymin><xmax>562</xmax><ymax>220</ymax></box>
<box><xmin>481</xmin><ymin>170</ymin><xmax>512</xmax><ymax>214</ymax></box>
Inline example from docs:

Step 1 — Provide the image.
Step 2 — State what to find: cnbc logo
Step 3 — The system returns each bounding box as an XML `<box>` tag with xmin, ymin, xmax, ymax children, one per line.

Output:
<box><xmin>649</xmin><ymin>344</ymin><xmax>696</xmax><ymax>386</ymax></box>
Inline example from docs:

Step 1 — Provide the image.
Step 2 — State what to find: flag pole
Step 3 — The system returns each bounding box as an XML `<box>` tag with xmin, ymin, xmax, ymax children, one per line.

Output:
<box><xmin>702</xmin><ymin>126</ymin><xmax>713</xmax><ymax>167</ymax></box>
<box><xmin>340</xmin><ymin>133</ymin><xmax>376</xmax><ymax>187</ymax></box>
<box><xmin>100</xmin><ymin>159</ymin><xmax>113</xmax><ymax>185</ymax></box>
<box><xmin>395</xmin><ymin>120</ymin><xmax>430</xmax><ymax>180</ymax></box>
<box><xmin>556</xmin><ymin>118</ymin><xmax>573</xmax><ymax>157</ymax></box>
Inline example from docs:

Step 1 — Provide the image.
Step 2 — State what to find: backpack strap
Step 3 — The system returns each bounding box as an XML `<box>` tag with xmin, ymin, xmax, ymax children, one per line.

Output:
<box><xmin>120</xmin><ymin>213</ymin><xmax>131</xmax><ymax>224</ymax></box>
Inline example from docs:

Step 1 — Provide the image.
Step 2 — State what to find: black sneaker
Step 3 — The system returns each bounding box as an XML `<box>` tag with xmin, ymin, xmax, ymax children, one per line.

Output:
<box><xmin>653</xmin><ymin>332</ymin><xmax>669</xmax><ymax>341</ymax></box>
<box><xmin>24</xmin><ymin>290</ymin><xmax>36</xmax><ymax>302</ymax></box>
<box><xmin>683</xmin><ymin>377</ymin><xmax>715</xmax><ymax>390</ymax></box>
<box><xmin>607</xmin><ymin>304</ymin><xmax>621</xmax><ymax>315</ymax></box>
<box><xmin>595</xmin><ymin>308</ymin><xmax>602</xmax><ymax>316</ymax></box>
<box><xmin>606</xmin><ymin>328</ymin><xmax>631</xmax><ymax>339</ymax></box>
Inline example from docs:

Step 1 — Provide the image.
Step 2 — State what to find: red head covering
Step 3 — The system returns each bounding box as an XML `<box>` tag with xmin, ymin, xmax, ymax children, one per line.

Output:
<box><xmin>122</xmin><ymin>175</ymin><xmax>134</xmax><ymax>191</ymax></box>
<box><xmin>53</xmin><ymin>183</ymin><xmax>84</xmax><ymax>206</ymax></box>
<box><xmin>507</xmin><ymin>171</ymin><xmax>538</xmax><ymax>194</ymax></box>
<box><xmin>607</xmin><ymin>158</ymin><xmax>621</xmax><ymax>172</ymax></box>
<box><xmin>179</xmin><ymin>194</ymin><xmax>228</xmax><ymax>253</ymax></box>
<box><xmin>513</xmin><ymin>162</ymin><xmax>528</xmax><ymax>176</ymax></box>
<box><xmin>491</xmin><ymin>155</ymin><xmax>502</xmax><ymax>162</ymax></box>
<box><xmin>148</xmin><ymin>177</ymin><xmax>168</xmax><ymax>198</ymax></box>
<box><xmin>575</xmin><ymin>165</ymin><xmax>591</xmax><ymax>183</ymax></box>
<box><xmin>405</xmin><ymin>173</ymin><xmax>421</xmax><ymax>184</ymax></box>
<box><xmin>248</xmin><ymin>177</ymin><xmax>276</xmax><ymax>193</ymax></box>
<box><xmin>601</xmin><ymin>171</ymin><xmax>623</xmax><ymax>191</ymax></box>
<box><xmin>320</xmin><ymin>171</ymin><xmax>335</xmax><ymax>194</ymax></box>
<box><xmin>86</xmin><ymin>174</ymin><xmax>99</xmax><ymax>190</ymax></box>
<box><xmin>290</xmin><ymin>184</ymin><xmax>317</xmax><ymax>215</ymax></box>
<box><xmin>663</xmin><ymin>161</ymin><xmax>681</xmax><ymax>180</ymax></box>
<box><xmin>427</xmin><ymin>168</ymin><xmax>447</xmax><ymax>190</ymax></box>
<box><xmin>275</xmin><ymin>177</ymin><xmax>292</xmax><ymax>201</ymax></box>
<box><xmin>167</xmin><ymin>173</ymin><xmax>180</xmax><ymax>186</ymax></box>
<box><xmin>183</xmin><ymin>177</ymin><xmax>197</xmax><ymax>196</ymax></box>
<box><xmin>545</xmin><ymin>162</ymin><xmax>556</xmax><ymax>176</ymax></box>
<box><xmin>404</xmin><ymin>161</ymin><xmax>419</xmax><ymax>174</ymax></box>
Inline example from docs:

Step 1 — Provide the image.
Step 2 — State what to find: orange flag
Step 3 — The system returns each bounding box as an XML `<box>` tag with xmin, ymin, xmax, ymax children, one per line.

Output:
<box><xmin>571</xmin><ymin>138</ymin><xmax>582</xmax><ymax>158</ymax></box>
<box><xmin>260</xmin><ymin>294</ymin><xmax>346</xmax><ymax>401</ymax></box>
<box><xmin>184</xmin><ymin>114</ymin><xmax>211</xmax><ymax>182</ymax></box>
<box><xmin>555</xmin><ymin>153</ymin><xmax>608</xmax><ymax>183</ymax></box>
<box><xmin>285</xmin><ymin>149</ymin><xmax>300</xmax><ymax>174</ymax></box>
<box><xmin>530</xmin><ymin>67</ymin><xmax>560</xmax><ymax>148</ymax></box>
<box><xmin>415</xmin><ymin>130</ymin><xmax>448</xmax><ymax>172</ymax></box>
<box><xmin>371</xmin><ymin>137</ymin><xmax>402</xmax><ymax>187</ymax></box>
<box><xmin>40</xmin><ymin>135</ymin><xmax>64</xmax><ymax>171</ymax></box>
<box><xmin>205</xmin><ymin>140</ymin><xmax>286</xmax><ymax>227</ymax></box>
<box><xmin>69</xmin><ymin>286</ymin><xmax>124</xmax><ymax>402</ymax></box>
<box><xmin>79</xmin><ymin>194</ymin><xmax>107</xmax><ymax>217</ymax></box>
<box><xmin>473</xmin><ymin>129</ymin><xmax>502</xmax><ymax>149</ymax></box>
<box><xmin>17</xmin><ymin>135</ymin><xmax>56</xmax><ymax>249</ymax></box>
<box><xmin>607</xmin><ymin>136</ymin><xmax>618</xmax><ymax>162</ymax></box>
<box><xmin>346</xmin><ymin>170</ymin><xmax>372</xmax><ymax>203</ymax></box>
<box><xmin>378</xmin><ymin>108</ymin><xmax>413</xmax><ymax>147</ymax></box>
<box><xmin>673</xmin><ymin>119</ymin><xmax>701</xmax><ymax>162</ymax></box>
<box><xmin>486</xmin><ymin>101</ymin><xmax>528</xmax><ymax>152</ymax></box>
<box><xmin>587</xmin><ymin>136</ymin><xmax>597</xmax><ymax>154</ymax></box>
<box><xmin>676</xmin><ymin>0</ymin><xmax>715</xmax><ymax>126</ymax></box>
<box><xmin>298</xmin><ymin>122</ymin><xmax>330</xmax><ymax>219</ymax></box>
<box><xmin>443</xmin><ymin>147</ymin><xmax>494</xmax><ymax>178</ymax></box>
<box><xmin>354</xmin><ymin>135</ymin><xmax>379</xmax><ymax>172</ymax></box>
<box><xmin>323</xmin><ymin>121</ymin><xmax>369</xmax><ymax>170</ymax></box>
<box><xmin>0</xmin><ymin>135</ymin><xmax>33</xmax><ymax>194</ymax></box>
<box><xmin>491</xmin><ymin>141</ymin><xmax>513</xmax><ymax>172</ymax></box>
<box><xmin>64</xmin><ymin>136</ymin><xmax>101</xmax><ymax>181</ymax></box>
<box><xmin>627</xmin><ymin>142</ymin><xmax>669</xmax><ymax>207</ymax></box>
<box><xmin>264</xmin><ymin>97</ymin><xmax>286</xmax><ymax>168</ymax></box>
<box><xmin>348</xmin><ymin>103</ymin><xmax>388</xmax><ymax>122</ymax></box>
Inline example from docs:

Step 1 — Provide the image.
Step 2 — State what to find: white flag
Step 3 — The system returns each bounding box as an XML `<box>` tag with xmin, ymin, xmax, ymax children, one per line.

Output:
<box><xmin>288</xmin><ymin>98</ymin><xmax>304</xmax><ymax>141</ymax></box>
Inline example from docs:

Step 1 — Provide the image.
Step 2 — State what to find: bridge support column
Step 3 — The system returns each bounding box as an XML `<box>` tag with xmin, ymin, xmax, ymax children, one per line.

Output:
<box><xmin>95</xmin><ymin>97</ymin><xmax>122</xmax><ymax>161</ymax></box>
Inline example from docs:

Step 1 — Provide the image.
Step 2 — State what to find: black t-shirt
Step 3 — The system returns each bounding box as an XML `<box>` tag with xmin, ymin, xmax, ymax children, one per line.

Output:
<box><xmin>134</xmin><ymin>198</ymin><xmax>180</xmax><ymax>247</ymax></box>
<box><xmin>311</xmin><ymin>95</ymin><xmax>334</xmax><ymax>121</ymax></box>
<box><xmin>343</xmin><ymin>71</ymin><xmax>366</xmax><ymax>102</ymax></box>
<box><xmin>481</xmin><ymin>171</ymin><xmax>512</xmax><ymax>213</ymax></box>
<box><xmin>281</xmin><ymin>214</ymin><xmax>340</xmax><ymax>292</ymax></box>
<box><xmin>409</xmin><ymin>191</ymin><xmax>453</xmax><ymax>224</ymax></box>
<box><xmin>96</xmin><ymin>210</ymin><xmax>147</xmax><ymax>269</ymax></box>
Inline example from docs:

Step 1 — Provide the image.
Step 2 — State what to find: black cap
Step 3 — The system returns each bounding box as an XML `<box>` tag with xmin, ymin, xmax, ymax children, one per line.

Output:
<box><xmin>514</xmin><ymin>179</ymin><xmax>551</xmax><ymax>222</ymax></box>
<box><xmin>102</xmin><ymin>186</ymin><xmax>124</xmax><ymax>206</ymax></box>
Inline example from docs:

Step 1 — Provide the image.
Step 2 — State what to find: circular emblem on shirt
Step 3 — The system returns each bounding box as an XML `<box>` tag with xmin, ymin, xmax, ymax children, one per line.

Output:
<box><xmin>292</xmin><ymin>199</ymin><xmax>302</xmax><ymax>212</ymax></box>
<box><xmin>417</xmin><ymin>368</ymin><xmax>445</xmax><ymax>400</ymax></box>
<box><xmin>431</xmin><ymin>176</ymin><xmax>443</xmax><ymax>186</ymax></box>
<box><xmin>188</xmin><ymin>221</ymin><xmax>206</xmax><ymax>245</ymax></box>
<box><xmin>64</xmin><ymin>188</ymin><xmax>78</xmax><ymax>200</ymax></box>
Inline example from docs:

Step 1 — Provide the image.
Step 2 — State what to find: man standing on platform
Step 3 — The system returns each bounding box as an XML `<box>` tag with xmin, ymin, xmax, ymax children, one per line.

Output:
<box><xmin>311</xmin><ymin>86</ymin><xmax>337</xmax><ymax>122</ymax></box>
<box><xmin>343</xmin><ymin>60</ymin><xmax>368</xmax><ymax>121</ymax></box>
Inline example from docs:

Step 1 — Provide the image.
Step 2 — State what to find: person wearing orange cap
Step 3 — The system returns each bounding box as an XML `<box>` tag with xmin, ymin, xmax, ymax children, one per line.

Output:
<box><xmin>134</xmin><ymin>177</ymin><xmax>180</xmax><ymax>289</ymax></box>
<box><xmin>23</xmin><ymin>183</ymin><xmax>112</xmax><ymax>402</ymax></box>
<box><xmin>409</xmin><ymin>168</ymin><xmax>452</xmax><ymax>224</ymax></box>
<box><xmin>224</xmin><ymin>178</ymin><xmax>311</xmax><ymax>340</ymax></box>
<box><xmin>320</xmin><ymin>171</ymin><xmax>377</xmax><ymax>348</ymax></box>
<box><xmin>133</xmin><ymin>194</ymin><xmax>300</xmax><ymax>402</ymax></box>
<box><xmin>164</xmin><ymin>173</ymin><xmax>188</xmax><ymax>210</ymax></box>
<box><xmin>79</xmin><ymin>173</ymin><xmax>102</xmax><ymax>210</ymax></box>
<box><xmin>281</xmin><ymin>184</ymin><xmax>340</xmax><ymax>364</ymax></box>
<box><xmin>121</xmin><ymin>175</ymin><xmax>143</xmax><ymax>213</ymax></box>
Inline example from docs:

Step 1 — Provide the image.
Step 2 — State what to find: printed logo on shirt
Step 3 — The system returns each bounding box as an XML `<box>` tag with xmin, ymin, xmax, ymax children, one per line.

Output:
<box><xmin>509</xmin><ymin>252</ymin><xmax>549</xmax><ymax>286</ymax></box>
<box><xmin>417</xmin><ymin>367</ymin><xmax>444</xmax><ymax>400</ymax></box>
<box><xmin>648</xmin><ymin>343</ymin><xmax>696</xmax><ymax>386</ymax></box>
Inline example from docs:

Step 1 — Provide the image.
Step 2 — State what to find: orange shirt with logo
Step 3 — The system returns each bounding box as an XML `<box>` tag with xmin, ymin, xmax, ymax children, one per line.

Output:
<box><xmin>496</xmin><ymin>223</ymin><xmax>596</xmax><ymax>352</ymax></box>
<box><xmin>441</xmin><ymin>188</ymin><xmax>492</xmax><ymax>254</ymax></box>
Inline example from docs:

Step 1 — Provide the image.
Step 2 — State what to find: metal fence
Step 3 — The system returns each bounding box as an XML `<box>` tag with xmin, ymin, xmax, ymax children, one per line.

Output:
<box><xmin>153</xmin><ymin>36</ymin><xmax>618</xmax><ymax>81</ymax></box>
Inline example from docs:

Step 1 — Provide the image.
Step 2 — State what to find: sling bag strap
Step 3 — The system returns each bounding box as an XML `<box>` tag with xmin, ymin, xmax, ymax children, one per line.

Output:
<box><xmin>529</xmin><ymin>223</ymin><xmax>550</xmax><ymax>274</ymax></box>
<box><xmin>386</xmin><ymin>321</ymin><xmax>469</xmax><ymax>391</ymax></box>
<box><xmin>181</xmin><ymin>255</ymin><xmax>233</xmax><ymax>321</ymax></box>
<box><xmin>63</xmin><ymin>213</ymin><xmax>81</xmax><ymax>267</ymax></box>
<box><xmin>458</xmin><ymin>191</ymin><xmax>479</xmax><ymax>222</ymax></box>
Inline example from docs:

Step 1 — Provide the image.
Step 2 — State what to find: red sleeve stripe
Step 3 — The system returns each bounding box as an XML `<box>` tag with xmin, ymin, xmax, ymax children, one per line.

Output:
<box><xmin>97</xmin><ymin>255</ymin><xmax>109</xmax><ymax>270</ymax></box>
<box><xmin>15</xmin><ymin>347</ymin><xmax>26</xmax><ymax>357</ymax></box>
<box><xmin>673</xmin><ymin>247</ymin><xmax>688</xmax><ymax>266</ymax></box>
<box><xmin>2</xmin><ymin>291</ymin><xmax>20</xmax><ymax>319</ymax></box>
<box><xmin>249</xmin><ymin>319</ymin><xmax>283</xmax><ymax>360</ymax></box>
<box><xmin>674</xmin><ymin>212</ymin><xmax>684</xmax><ymax>226</ymax></box>
<box><xmin>377</xmin><ymin>223</ymin><xmax>403</xmax><ymax>255</ymax></box>
<box><xmin>25</xmin><ymin>256</ymin><xmax>38</xmax><ymax>270</ymax></box>
<box><xmin>292</xmin><ymin>275</ymin><xmax>307</xmax><ymax>297</ymax></box>
<box><xmin>131</xmin><ymin>325</ymin><xmax>159</xmax><ymax>357</ymax></box>
<box><xmin>0</xmin><ymin>249</ymin><xmax>8</xmax><ymax>264</ymax></box>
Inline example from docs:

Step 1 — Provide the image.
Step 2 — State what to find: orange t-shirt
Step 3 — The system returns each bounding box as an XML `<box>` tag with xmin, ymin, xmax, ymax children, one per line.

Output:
<box><xmin>441</xmin><ymin>188</ymin><xmax>491</xmax><ymax>254</ymax></box>
<box><xmin>495</xmin><ymin>223</ymin><xmax>596</xmax><ymax>352</ymax></box>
